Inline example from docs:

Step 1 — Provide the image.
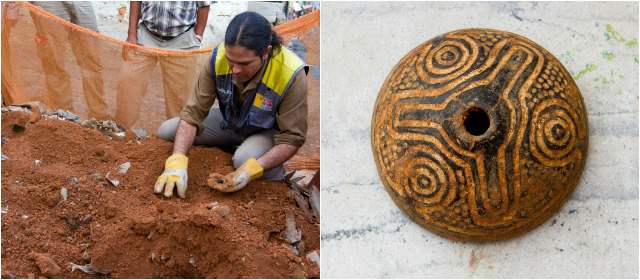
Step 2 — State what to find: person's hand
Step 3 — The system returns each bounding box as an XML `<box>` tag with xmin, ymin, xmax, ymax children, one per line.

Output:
<box><xmin>154</xmin><ymin>153</ymin><xmax>188</xmax><ymax>198</ymax></box>
<box><xmin>121</xmin><ymin>35</ymin><xmax>140</xmax><ymax>61</ymax></box>
<box><xmin>207</xmin><ymin>158</ymin><xmax>263</xmax><ymax>192</ymax></box>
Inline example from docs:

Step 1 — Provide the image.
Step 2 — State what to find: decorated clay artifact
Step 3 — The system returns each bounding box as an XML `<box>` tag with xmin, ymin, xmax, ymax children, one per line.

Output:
<box><xmin>371</xmin><ymin>29</ymin><xmax>588</xmax><ymax>241</ymax></box>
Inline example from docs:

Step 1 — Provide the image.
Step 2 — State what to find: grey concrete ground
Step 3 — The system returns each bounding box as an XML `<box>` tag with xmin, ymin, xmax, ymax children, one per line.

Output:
<box><xmin>321</xmin><ymin>2</ymin><xmax>638</xmax><ymax>278</ymax></box>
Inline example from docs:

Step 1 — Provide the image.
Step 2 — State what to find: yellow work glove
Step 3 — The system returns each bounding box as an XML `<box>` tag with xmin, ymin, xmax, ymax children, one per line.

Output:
<box><xmin>207</xmin><ymin>157</ymin><xmax>263</xmax><ymax>192</ymax></box>
<box><xmin>154</xmin><ymin>153</ymin><xmax>188</xmax><ymax>198</ymax></box>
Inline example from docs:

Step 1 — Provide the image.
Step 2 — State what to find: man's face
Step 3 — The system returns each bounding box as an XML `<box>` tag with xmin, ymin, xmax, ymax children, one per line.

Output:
<box><xmin>225</xmin><ymin>45</ymin><xmax>269</xmax><ymax>84</ymax></box>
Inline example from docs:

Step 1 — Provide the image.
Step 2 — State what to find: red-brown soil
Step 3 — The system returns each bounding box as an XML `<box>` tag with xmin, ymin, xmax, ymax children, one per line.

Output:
<box><xmin>1</xmin><ymin>112</ymin><xmax>319</xmax><ymax>278</ymax></box>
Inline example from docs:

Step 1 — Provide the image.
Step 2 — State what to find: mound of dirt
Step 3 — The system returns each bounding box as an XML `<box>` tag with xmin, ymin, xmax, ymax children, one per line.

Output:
<box><xmin>1</xmin><ymin>112</ymin><xmax>319</xmax><ymax>278</ymax></box>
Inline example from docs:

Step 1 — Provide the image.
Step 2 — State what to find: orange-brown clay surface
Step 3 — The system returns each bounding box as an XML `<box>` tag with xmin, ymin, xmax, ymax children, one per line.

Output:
<box><xmin>1</xmin><ymin>112</ymin><xmax>319</xmax><ymax>278</ymax></box>
<box><xmin>371</xmin><ymin>29</ymin><xmax>588</xmax><ymax>241</ymax></box>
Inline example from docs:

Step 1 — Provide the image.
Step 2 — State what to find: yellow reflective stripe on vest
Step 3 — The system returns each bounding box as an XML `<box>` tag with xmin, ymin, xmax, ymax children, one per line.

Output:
<box><xmin>214</xmin><ymin>43</ymin><xmax>304</xmax><ymax>95</ymax></box>
<box><xmin>214</xmin><ymin>44</ymin><xmax>232</xmax><ymax>75</ymax></box>
<box><xmin>261</xmin><ymin>47</ymin><xmax>304</xmax><ymax>96</ymax></box>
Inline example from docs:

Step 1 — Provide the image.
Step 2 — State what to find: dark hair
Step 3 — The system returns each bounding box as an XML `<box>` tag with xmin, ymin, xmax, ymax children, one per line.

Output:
<box><xmin>225</xmin><ymin>11</ymin><xmax>282</xmax><ymax>56</ymax></box>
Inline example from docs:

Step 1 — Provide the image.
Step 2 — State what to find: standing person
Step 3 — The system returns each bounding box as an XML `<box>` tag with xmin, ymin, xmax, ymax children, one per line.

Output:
<box><xmin>292</xmin><ymin>2</ymin><xmax>303</xmax><ymax>18</ymax></box>
<box><xmin>115</xmin><ymin>1</ymin><xmax>210</xmax><ymax>129</ymax></box>
<box><xmin>154</xmin><ymin>11</ymin><xmax>309</xmax><ymax>198</ymax></box>
<box><xmin>30</xmin><ymin>1</ymin><xmax>110</xmax><ymax>120</ymax></box>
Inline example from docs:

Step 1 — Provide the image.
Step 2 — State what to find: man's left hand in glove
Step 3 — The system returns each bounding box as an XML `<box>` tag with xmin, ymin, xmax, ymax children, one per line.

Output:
<box><xmin>207</xmin><ymin>157</ymin><xmax>263</xmax><ymax>192</ymax></box>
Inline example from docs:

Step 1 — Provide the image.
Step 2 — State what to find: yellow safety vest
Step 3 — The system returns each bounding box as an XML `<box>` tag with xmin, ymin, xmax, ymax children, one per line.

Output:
<box><xmin>212</xmin><ymin>43</ymin><xmax>308</xmax><ymax>135</ymax></box>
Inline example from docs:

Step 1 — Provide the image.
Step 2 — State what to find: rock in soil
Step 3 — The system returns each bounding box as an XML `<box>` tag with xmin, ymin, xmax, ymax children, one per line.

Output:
<box><xmin>209</xmin><ymin>203</ymin><xmax>231</xmax><ymax>218</ymax></box>
<box><xmin>49</xmin><ymin>109</ymin><xmax>80</xmax><ymax>123</ymax></box>
<box><xmin>132</xmin><ymin>128</ymin><xmax>149</xmax><ymax>140</ymax></box>
<box><xmin>117</xmin><ymin>162</ymin><xmax>131</xmax><ymax>174</ymax></box>
<box><xmin>69</xmin><ymin>262</ymin><xmax>111</xmax><ymax>275</ymax></box>
<box><xmin>60</xmin><ymin>187</ymin><xmax>68</xmax><ymax>201</ymax></box>
<box><xmin>306</xmin><ymin>250</ymin><xmax>320</xmax><ymax>264</ymax></box>
<box><xmin>284</xmin><ymin>211</ymin><xmax>302</xmax><ymax>244</ymax></box>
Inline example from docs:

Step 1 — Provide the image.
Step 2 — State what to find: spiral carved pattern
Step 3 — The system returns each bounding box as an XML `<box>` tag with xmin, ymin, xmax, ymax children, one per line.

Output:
<box><xmin>416</xmin><ymin>35</ymin><xmax>478</xmax><ymax>84</ymax></box>
<box><xmin>399</xmin><ymin>145</ymin><xmax>458</xmax><ymax>206</ymax></box>
<box><xmin>372</xmin><ymin>29</ymin><xmax>588</xmax><ymax>241</ymax></box>
<box><xmin>530</xmin><ymin>99</ymin><xmax>584</xmax><ymax>167</ymax></box>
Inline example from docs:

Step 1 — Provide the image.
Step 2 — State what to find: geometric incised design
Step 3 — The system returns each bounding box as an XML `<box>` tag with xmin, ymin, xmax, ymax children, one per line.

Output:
<box><xmin>371</xmin><ymin>29</ymin><xmax>589</xmax><ymax>241</ymax></box>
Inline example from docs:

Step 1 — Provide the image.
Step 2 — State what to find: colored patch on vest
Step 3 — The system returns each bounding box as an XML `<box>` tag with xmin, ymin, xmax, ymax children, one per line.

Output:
<box><xmin>253</xmin><ymin>93</ymin><xmax>274</xmax><ymax>111</ymax></box>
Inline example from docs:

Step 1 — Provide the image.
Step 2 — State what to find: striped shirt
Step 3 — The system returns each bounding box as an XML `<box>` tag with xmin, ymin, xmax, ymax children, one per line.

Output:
<box><xmin>140</xmin><ymin>1</ymin><xmax>210</xmax><ymax>38</ymax></box>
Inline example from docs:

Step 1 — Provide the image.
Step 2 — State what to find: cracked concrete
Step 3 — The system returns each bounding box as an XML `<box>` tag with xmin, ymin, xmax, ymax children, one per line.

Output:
<box><xmin>321</xmin><ymin>2</ymin><xmax>638</xmax><ymax>278</ymax></box>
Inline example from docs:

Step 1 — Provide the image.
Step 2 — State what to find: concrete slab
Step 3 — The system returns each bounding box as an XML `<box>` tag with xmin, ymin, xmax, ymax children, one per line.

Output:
<box><xmin>321</xmin><ymin>2</ymin><xmax>639</xmax><ymax>278</ymax></box>
<box><xmin>248</xmin><ymin>2</ymin><xmax>286</xmax><ymax>24</ymax></box>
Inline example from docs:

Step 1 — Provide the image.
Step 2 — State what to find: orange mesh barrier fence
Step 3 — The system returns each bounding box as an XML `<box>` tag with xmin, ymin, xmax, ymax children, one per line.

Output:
<box><xmin>1</xmin><ymin>2</ymin><xmax>319</xmax><ymax>171</ymax></box>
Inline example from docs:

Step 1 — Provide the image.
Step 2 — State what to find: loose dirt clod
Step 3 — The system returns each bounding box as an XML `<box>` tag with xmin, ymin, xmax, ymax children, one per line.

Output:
<box><xmin>212</xmin><ymin>204</ymin><xmax>231</xmax><ymax>218</ymax></box>
<box><xmin>81</xmin><ymin>251</ymin><xmax>90</xmax><ymax>262</ymax></box>
<box><xmin>88</xmin><ymin>171</ymin><xmax>103</xmax><ymax>181</ymax></box>
<box><xmin>29</xmin><ymin>252</ymin><xmax>61</xmax><ymax>277</ymax></box>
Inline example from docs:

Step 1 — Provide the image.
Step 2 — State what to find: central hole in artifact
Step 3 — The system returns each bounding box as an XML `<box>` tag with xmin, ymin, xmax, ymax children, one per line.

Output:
<box><xmin>216</xmin><ymin>179</ymin><xmax>225</xmax><ymax>184</ymax></box>
<box><xmin>463</xmin><ymin>108</ymin><xmax>490</xmax><ymax>136</ymax></box>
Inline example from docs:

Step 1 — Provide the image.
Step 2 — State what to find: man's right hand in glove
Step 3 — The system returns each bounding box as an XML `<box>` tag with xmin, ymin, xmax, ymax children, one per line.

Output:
<box><xmin>154</xmin><ymin>153</ymin><xmax>188</xmax><ymax>198</ymax></box>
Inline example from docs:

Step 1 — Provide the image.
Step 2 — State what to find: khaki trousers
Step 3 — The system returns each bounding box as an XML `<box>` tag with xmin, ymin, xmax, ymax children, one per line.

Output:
<box><xmin>115</xmin><ymin>24</ymin><xmax>201</xmax><ymax>128</ymax></box>
<box><xmin>31</xmin><ymin>1</ymin><xmax>109</xmax><ymax>119</ymax></box>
